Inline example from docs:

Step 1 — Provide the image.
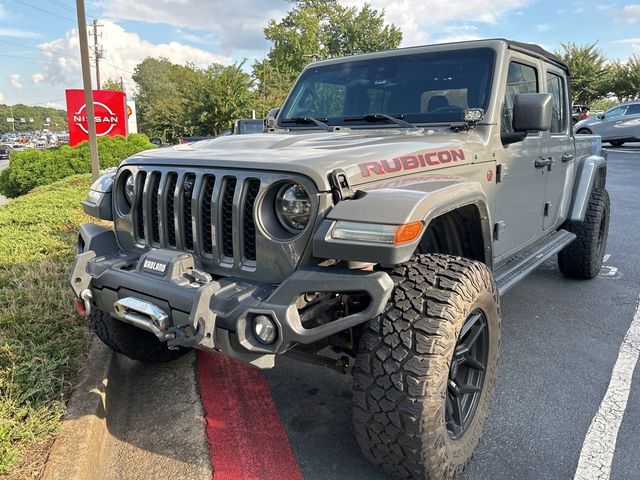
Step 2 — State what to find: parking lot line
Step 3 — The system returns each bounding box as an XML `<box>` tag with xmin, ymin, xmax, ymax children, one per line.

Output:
<box><xmin>197</xmin><ymin>352</ymin><xmax>304</xmax><ymax>480</ymax></box>
<box><xmin>573</xmin><ymin>294</ymin><xmax>640</xmax><ymax>480</ymax></box>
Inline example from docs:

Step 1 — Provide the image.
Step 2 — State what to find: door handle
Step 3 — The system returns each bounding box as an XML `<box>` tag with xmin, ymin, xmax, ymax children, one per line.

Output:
<box><xmin>535</xmin><ymin>157</ymin><xmax>553</xmax><ymax>170</ymax></box>
<box><xmin>561</xmin><ymin>153</ymin><xmax>574</xmax><ymax>162</ymax></box>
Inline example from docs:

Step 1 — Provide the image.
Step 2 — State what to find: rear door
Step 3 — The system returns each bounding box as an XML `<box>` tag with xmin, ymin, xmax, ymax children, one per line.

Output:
<box><xmin>542</xmin><ymin>67</ymin><xmax>575</xmax><ymax>231</ymax></box>
<box><xmin>616</xmin><ymin>103</ymin><xmax>640</xmax><ymax>140</ymax></box>
<box><xmin>493</xmin><ymin>57</ymin><xmax>547</xmax><ymax>258</ymax></box>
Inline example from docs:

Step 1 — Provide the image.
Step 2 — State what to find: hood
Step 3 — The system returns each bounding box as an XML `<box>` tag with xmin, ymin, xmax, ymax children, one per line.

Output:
<box><xmin>125</xmin><ymin>129</ymin><xmax>474</xmax><ymax>192</ymax></box>
<box><xmin>574</xmin><ymin>117</ymin><xmax>599</xmax><ymax>130</ymax></box>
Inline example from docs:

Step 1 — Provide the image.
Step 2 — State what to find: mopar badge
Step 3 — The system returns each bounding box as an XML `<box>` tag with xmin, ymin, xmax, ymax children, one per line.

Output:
<box><xmin>142</xmin><ymin>259</ymin><xmax>168</xmax><ymax>275</ymax></box>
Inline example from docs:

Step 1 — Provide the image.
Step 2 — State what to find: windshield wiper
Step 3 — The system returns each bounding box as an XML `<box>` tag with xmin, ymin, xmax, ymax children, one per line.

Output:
<box><xmin>343</xmin><ymin>113</ymin><xmax>419</xmax><ymax>130</ymax></box>
<box><xmin>281</xmin><ymin>116</ymin><xmax>330</xmax><ymax>131</ymax></box>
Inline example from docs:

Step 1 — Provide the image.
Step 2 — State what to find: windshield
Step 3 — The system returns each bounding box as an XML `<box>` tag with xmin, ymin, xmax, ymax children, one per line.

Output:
<box><xmin>279</xmin><ymin>48</ymin><xmax>495</xmax><ymax>128</ymax></box>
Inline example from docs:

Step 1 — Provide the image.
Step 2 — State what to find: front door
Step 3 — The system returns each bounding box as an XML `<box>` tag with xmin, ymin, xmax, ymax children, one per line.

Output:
<box><xmin>494</xmin><ymin>59</ymin><xmax>547</xmax><ymax>259</ymax></box>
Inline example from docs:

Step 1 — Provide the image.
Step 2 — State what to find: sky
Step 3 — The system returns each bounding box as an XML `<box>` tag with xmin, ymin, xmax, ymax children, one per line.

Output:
<box><xmin>1</xmin><ymin>0</ymin><xmax>640</xmax><ymax>108</ymax></box>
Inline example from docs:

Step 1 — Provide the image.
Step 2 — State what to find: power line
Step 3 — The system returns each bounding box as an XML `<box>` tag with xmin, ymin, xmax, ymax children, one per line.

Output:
<box><xmin>13</xmin><ymin>0</ymin><xmax>77</xmax><ymax>23</ymax></box>
<box><xmin>0</xmin><ymin>39</ymin><xmax>135</xmax><ymax>76</ymax></box>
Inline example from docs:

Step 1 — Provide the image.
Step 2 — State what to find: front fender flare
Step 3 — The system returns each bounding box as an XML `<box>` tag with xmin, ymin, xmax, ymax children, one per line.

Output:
<box><xmin>313</xmin><ymin>179</ymin><xmax>492</xmax><ymax>268</ymax></box>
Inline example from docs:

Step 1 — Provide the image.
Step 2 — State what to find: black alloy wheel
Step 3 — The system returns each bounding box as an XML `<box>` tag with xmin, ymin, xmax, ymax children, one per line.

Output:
<box><xmin>446</xmin><ymin>309</ymin><xmax>489</xmax><ymax>440</ymax></box>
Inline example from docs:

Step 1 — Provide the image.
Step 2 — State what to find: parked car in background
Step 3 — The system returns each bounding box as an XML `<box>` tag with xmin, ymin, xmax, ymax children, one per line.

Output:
<box><xmin>575</xmin><ymin>101</ymin><xmax>640</xmax><ymax>147</ymax></box>
<box><xmin>0</xmin><ymin>145</ymin><xmax>9</xmax><ymax>160</ymax></box>
<box><xmin>571</xmin><ymin>104</ymin><xmax>589</xmax><ymax>125</ymax></box>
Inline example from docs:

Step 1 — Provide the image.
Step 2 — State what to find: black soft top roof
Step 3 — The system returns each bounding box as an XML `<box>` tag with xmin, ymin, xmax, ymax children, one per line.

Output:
<box><xmin>503</xmin><ymin>39</ymin><xmax>569</xmax><ymax>73</ymax></box>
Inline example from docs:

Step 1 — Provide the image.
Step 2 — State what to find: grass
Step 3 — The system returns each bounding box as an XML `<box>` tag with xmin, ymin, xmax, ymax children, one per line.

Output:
<box><xmin>0</xmin><ymin>174</ymin><xmax>94</xmax><ymax>477</ymax></box>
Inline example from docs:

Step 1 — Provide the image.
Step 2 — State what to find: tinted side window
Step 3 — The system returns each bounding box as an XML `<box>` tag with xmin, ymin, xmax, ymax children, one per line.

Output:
<box><xmin>546</xmin><ymin>72</ymin><xmax>566</xmax><ymax>133</ymax></box>
<box><xmin>605</xmin><ymin>106</ymin><xmax>628</xmax><ymax>118</ymax></box>
<box><xmin>502</xmin><ymin>62</ymin><xmax>538</xmax><ymax>133</ymax></box>
<box><xmin>626</xmin><ymin>104</ymin><xmax>640</xmax><ymax>115</ymax></box>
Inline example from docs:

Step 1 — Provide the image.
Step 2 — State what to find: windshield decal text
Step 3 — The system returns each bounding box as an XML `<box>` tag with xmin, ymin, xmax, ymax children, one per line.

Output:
<box><xmin>359</xmin><ymin>149</ymin><xmax>465</xmax><ymax>177</ymax></box>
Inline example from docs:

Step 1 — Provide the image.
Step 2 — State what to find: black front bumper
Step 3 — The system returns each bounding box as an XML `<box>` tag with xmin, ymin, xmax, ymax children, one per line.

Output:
<box><xmin>71</xmin><ymin>224</ymin><xmax>393</xmax><ymax>368</ymax></box>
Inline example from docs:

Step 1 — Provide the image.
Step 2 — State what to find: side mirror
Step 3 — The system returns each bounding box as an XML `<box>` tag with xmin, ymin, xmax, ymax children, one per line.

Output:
<box><xmin>597</xmin><ymin>113</ymin><xmax>604</xmax><ymax>119</ymax></box>
<box><xmin>513</xmin><ymin>93</ymin><xmax>553</xmax><ymax>132</ymax></box>
<box><xmin>264</xmin><ymin>108</ymin><xmax>280</xmax><ymax>129</ymax></box>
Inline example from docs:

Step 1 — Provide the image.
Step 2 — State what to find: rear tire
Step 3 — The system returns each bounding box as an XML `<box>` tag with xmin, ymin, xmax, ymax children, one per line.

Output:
<box><xmin>352</xmin><ymin>254</ymin><xmax>501</xmax><ymax>480</ymax></box>
<box><xmin>609</xmin><ymin>141</ymin><xmax>624</xmax><ymax>147</ymax></box>
<box><xmin>558</xmin><ymin>188</ymin><xmax>610</xmax><ymax>279</ymax></box>
<box><xmin>90</xmin><ymin>309</ymin><xmax>189</xmax><ymax>363</ymax></box>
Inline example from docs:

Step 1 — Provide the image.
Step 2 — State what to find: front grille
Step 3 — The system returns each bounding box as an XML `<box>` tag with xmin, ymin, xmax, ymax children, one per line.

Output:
<box><xmin>128</xmin><ymin>169</ymin><xmax>263</xmax><ymax>269</ymax></box>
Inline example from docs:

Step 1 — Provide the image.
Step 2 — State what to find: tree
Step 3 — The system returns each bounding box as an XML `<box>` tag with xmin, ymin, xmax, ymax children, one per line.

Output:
<box><xmin>556</xmin><ymin>42</ymin><xmax>609</xmax><ymax>105</ymax></box>
<box><xmin>626</xmin><ymin>55</ymin><xmax>640</xmax><ymax>100</ymax></box>
<box><xmin>102</xmin><ymin>78</ymin><xmax>124</xmax><ymax>91</ymax></box>
<box><xmin>253</xmin><ymin>0</ymin><xmax>402</xmax><ymax>116</ymax></box>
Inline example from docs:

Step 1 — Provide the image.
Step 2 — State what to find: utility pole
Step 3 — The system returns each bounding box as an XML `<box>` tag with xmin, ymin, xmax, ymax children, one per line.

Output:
<box><xmin>120</xmin><ymin>76</ymin><xmax>124</xmax><ymax>92</ymax></box>
<box><xmin>76</xmin><ymin>0</ymin><xmax>100</xmax><ymax>180</ymax></box>
<box><xmin>9</xmin><ymin>106</ymin><xmax>14</xmax><ymax>132</ymax></box>
<box><xmin>89</xmin><ymin>19</ymin><xmax>104</xmax><ymax>90</ymax></box>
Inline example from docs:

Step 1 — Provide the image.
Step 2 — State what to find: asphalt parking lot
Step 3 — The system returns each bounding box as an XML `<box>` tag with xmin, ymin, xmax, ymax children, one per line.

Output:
<box><xmin>265</xmin><ymin>144</ymin><xmax>640</xmax><ymax>479</ymax></box>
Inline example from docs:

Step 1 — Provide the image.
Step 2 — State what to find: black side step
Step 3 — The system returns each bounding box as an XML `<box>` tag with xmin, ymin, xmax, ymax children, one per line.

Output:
<box><xmin>494</xmin><ymin>229</ymin><xmax>576</xmax><ymax>295</ymax></box>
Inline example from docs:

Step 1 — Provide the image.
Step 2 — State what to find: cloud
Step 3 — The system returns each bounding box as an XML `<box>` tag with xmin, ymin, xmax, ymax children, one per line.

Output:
<box><xmin>613</xmin><ymin>37</ymin><xmax>640</xmax><ymax>50</ymax></box>
<box><xmin>37</xmin><ymin>21</ymin><xmax>232</xmax><ymax>90</ymax></box>
<box><xmin>31</xmin><ymin>73</ymin><xmax>45</xmax><ymax>84</ymax></box>
<box><xmin>100</xmin><ymin>0</ymin><xmax>287</xmax><ymax>54</ymax></box>
<box><xmin>0</xmin><ymin>92</ymin><xmax>4</xmax><ymax>103</ymax></box>
<box><xmin>342</xmin><ymin>0</ymin><xmax>529</xmax><ymax>46</ymax></box>
<box><xmin>0</xmin><ymin>27</ymin><xmax>42</xmax><ymax>38</ymax></box>
<box><xmin>9</xmin><ymin>74</ymin><xmax>22</xmax><ymax>90</ymax></box>
<box><xmin>617</xmin><ymin>4</ymin><xmax>640</xmax><ymax>23</ymax></box>
<box><xmin>536</xmin><ymin>24</ymin><xmax>552</xmax><ymax>32</ymax></box>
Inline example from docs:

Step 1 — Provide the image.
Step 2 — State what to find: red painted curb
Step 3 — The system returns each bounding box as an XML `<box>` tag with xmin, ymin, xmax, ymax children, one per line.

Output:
<box><xmin>197</xmin><ymin>352</ymin><xmax>304</xmax><ymax>480</ymax></box>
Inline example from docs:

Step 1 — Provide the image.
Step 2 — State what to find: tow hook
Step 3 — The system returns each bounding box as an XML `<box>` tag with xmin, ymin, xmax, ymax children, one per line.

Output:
<box><xmin>75</xmin><ymin>289</ymin><xmax>93</xmax><ymax>317</ymax></box>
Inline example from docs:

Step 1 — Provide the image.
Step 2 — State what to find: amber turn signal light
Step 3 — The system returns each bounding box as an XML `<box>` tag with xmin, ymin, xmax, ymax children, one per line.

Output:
<box><xmin>393</xmin><ymin>221</ymin><xmax>424</xmax><ymax>244</ymax></box>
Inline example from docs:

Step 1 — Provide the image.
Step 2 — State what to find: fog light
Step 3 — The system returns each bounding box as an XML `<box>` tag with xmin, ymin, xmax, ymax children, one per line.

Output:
<box><xmin>253</xmin><ymin>315</ymin><xmax>277</xmax><ymax>344</ymax></box>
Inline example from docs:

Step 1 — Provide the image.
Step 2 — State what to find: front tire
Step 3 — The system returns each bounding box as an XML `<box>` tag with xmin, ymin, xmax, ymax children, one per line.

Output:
<box><xmin>352</xmin><ymin>254</ymin><xmax>501</xmax><ymax>480</ymax></box>
<box><xmin>90</xmin><ymin>309</ymin><xmax>189</xmax><ymax>363</ymax></box>
<box><xmin>576</xmin><ymin>128</ymin><xmax>591</xmax><ymax>135</ymax></box>
<box><xmin>558</xmin><ymin>188</ymin><xmax>610</xmax><ymax>279</ymax></box>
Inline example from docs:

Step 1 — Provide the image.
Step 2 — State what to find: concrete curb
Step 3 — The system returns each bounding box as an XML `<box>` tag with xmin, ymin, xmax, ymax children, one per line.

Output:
<box><xmin>42</xmin><ymin>337</ymin><xmax>115</xmax><ymax>480</ymax></box>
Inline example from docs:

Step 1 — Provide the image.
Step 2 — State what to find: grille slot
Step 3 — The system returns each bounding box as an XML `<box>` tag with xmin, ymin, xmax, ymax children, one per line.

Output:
<box><xmin>221</xmin><ymin>177</ymin><xmax>237</xmax><ymax>259</ymax></box>
<box><xmin>150</xmin><ymin>173</ymin><xmax>161</xmax><ymax>244</ymax></box>
<box><xmin>165</xmin><ymin>173</ymin><xmax>178</xmax><ymax>247</ymax></box>
<box><xmin>135</xmin><ymin>171</ymin><xmax>147</xmax><ymax>241</ymax></box>
<box><xmin>243</xmin><ymin>179</ymin><xmax>260</xmax><ymax>262</ymax></box>
<box><xmin>201</xmin><ymin>175</ymin><xmax>216</xmax><ymax>254</ymax></box>
<box><xmin>182</xmin><ymin>173</ymin><xmax>196</xmax><ymax>250</ymax></box>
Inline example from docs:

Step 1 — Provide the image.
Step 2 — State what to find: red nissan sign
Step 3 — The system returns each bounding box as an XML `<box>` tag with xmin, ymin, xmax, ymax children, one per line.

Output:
<box><xmin>65</xmin><ymin>89</ymin><xmax>127</xmax><ymax>146</ymax></box>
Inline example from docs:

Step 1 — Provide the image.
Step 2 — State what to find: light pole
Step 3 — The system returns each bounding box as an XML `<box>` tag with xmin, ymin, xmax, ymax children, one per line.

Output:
<box><xmin>76</xmin><ymin>0</ymin><xmax>100</xmax><ymax>180</ymax></box>
<box><xmin>9</xmin><ymin>106</ymin><xmax>14</xmax><ymax>132</ymax></box>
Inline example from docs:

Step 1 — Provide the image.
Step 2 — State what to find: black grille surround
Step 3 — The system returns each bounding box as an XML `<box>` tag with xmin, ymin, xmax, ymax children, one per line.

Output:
<box><xmin>114</xmin><ymin>166</ymin><xmax>321</xmax><ymax>283</ymax></box>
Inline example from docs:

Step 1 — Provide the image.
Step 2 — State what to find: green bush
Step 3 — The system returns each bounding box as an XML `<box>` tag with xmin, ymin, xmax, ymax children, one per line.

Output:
<box><xmin>0</xmin><ymin>134</ymin><xmax>156</xmax><ymax>198</ymax></box>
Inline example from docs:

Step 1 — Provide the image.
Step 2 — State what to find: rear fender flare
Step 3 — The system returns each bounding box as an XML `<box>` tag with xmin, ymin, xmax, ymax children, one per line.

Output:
<box><xmin>568</xmin><ymin>154</ymin><xmax>606</xmax><ymax>221</ymax></box>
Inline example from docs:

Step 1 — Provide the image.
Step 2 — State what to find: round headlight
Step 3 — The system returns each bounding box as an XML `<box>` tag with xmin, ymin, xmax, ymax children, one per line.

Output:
<box><xmin>275</xmin><ymin>183</ymin><xmax>311</xmax><ymax>232</ymax></box>
<box><xmin>123</xmin><ymin>173</ymin><xmax>135</xmax><ymax>206</ymax></box>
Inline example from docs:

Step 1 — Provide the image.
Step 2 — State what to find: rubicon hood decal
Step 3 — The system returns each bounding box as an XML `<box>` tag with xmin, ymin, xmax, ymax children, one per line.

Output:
<box><xmin>359</xmin><ymin>149</ymin><xmax>466</xmax><ymax>177</ymax></box>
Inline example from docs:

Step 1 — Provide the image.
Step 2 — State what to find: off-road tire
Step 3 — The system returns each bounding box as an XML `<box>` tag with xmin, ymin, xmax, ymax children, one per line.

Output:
<box><xmin>558</xmin><ymin>188</ymin><xmax>610</xmax><ymax>279</ymax></box>
<box><xmin>609</xmin><ymin>141</ymin><xmax>624</xmax><ymax>148</ymax></box>
<box><xmin>352</xmin><ymin>254</ymin><xmax>501</xmax><ymax>480</ymax></box>
<box><xmin>90</xmin><ymin>309</ymin><xmax>189</xmax><ymax>363</ymax></box>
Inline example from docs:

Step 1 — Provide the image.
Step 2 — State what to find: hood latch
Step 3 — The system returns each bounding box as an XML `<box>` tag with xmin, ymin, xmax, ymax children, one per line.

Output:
<box><xmin>329</xmin><ymin>169</ymin><xmax>353</xmax><ymax>203</ymax></box>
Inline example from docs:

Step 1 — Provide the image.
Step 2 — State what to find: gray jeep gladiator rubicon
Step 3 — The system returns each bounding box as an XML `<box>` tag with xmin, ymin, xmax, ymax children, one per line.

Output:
<box><xmin>71</xmin><ymin>39</ymin><xmax>609</xmax><ymax>479</ymax></box>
